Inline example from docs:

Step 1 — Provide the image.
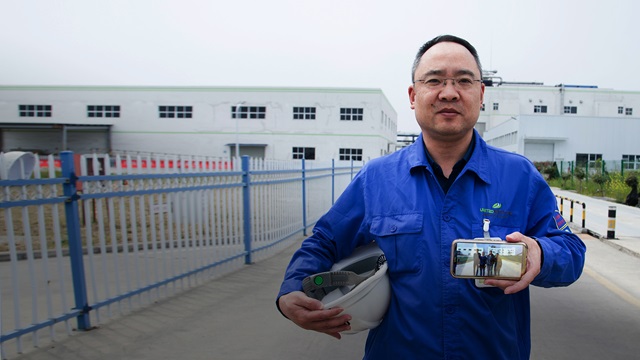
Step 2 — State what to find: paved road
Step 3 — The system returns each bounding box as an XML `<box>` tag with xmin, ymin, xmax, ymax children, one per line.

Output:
<box><xmin>12</xmin><ymin>190</ymin><xmax>640</xmax><ymax>360</ymax></box>
<box><xmin>14</xmin><ymin>234</ymin><xmax>640</xmax><ymax>360</ymax></box>
<box><xmin>530</xmin><ymin>235</ymin><xmax>640</xmax><ymax>360</ymax></box>
<box><xmin>553</xmin><ymin>188</ymin><xmax>640</xmax><ymax>246</ymax></box>
<box><xmin>14</xmin><ymin>240</ymin><xmax>368</xmax><ymax>360</ymax></box>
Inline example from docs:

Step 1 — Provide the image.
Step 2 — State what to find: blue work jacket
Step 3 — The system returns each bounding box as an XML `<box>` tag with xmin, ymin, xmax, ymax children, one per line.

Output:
<box><xmin>278</xmin><ymin>130</ymin><xmax>586</xmax><ymax>359</ymax></box>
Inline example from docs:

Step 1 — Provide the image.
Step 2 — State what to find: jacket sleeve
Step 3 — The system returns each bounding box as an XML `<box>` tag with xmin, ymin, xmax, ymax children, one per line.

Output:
<box><xmin>527</xmin><ymin>176</ymin><xmax>586</xmax><ymax>287</ymax></box>
<box><xmin>276</xmin><ymin>166</ymin><xmax>371</xmax><ymax>301</ymax></box>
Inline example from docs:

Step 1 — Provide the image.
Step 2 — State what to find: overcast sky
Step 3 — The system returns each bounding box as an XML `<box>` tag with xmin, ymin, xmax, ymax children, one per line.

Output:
<box><xmin>2</xmin><ymin>0</ymin><xmax>638</xmax><ymax>132</ymax></box>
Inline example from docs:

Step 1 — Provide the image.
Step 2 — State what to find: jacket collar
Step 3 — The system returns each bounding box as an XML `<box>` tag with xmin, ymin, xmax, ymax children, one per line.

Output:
<box><xmin>407</xmin><ymin>129</ymin><xmax>491</xmax><ymax>185</ymax></box>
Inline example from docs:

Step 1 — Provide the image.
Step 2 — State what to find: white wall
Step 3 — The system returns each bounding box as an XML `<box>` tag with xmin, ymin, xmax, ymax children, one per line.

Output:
<box><xmin>0</xmin><ymin>86</ymin><xmax>398</xmax><ymax>161</ymax></box>
<box><xmin>481</xmin><ymin>84</ymin><xmax>640</xmax><ymax>163</ymax></box>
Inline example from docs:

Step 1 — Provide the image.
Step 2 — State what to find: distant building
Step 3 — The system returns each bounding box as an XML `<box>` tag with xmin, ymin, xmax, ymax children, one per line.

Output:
<box><xmin>396</xmin><ymin>80</ymin><xmax>640</xmax><ymax>170</ymax></box>
<box><xmin>481</xmin><ymin>82</ymin><xmax>640</xmax><ymax>169</ymax></box>
<box><xmin>0</xmin><ymin>85</ymin><xmax>397</xmax><ymax>162</ymax></box>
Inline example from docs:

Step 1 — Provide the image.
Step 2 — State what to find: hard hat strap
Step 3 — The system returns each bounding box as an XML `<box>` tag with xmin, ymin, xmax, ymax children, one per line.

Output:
<box><xmin>302</xmin><ymin>271</ymin><xmax>370</xmax><ymax>301</ymax></box>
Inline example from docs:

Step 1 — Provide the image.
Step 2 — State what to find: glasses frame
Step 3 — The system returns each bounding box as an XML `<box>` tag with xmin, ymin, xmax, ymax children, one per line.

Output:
<box><xmin>414</xmin><ymin>77</ymin><xmax>483</xmax><ymax>90</ymax></box>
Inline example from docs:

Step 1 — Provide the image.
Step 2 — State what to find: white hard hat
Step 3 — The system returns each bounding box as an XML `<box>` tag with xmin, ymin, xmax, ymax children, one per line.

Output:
<box><xmin>302</xmin><ymin>242</ymin><xmax>390</xmax><ymax>334</ymax></box>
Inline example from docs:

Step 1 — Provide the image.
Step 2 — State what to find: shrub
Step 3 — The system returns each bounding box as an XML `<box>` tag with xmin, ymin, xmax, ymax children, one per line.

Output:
<box><xmin>591</xmin><ymin>173</ymin><xmax>609</xmax><ymax>196</ymax></box>
<box><xmin>574</xmin><ymin>167</ymin><xmax>586</xmax><ymax>192</ymax></box>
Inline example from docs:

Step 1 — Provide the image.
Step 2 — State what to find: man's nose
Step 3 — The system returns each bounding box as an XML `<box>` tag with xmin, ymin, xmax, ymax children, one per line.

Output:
<box><xmin>438</xmin><ymin>82</ymin><xmax>460</xmax><ymax>101</ymax></box>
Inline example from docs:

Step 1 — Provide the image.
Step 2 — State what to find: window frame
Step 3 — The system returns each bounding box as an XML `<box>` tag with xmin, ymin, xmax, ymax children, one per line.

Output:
<box><xmin>339</xmin><ymin>148</ymin><xmax>363</xmax><ymax>161</ymax></box>
<box><xmin>159</xmin><ymin>105</ymin><xmax>193</xmax><ymax>119</ymax></box>
<box><xmin>232</xmin><ymin>105</ymin><xmax>266</xmax><ymax>119</ymax></box>
<box><xmin>340</xmin><ymin>108</ymin><xmax>364</xmax><ymax>121</ymax></box>
<box><xmin>533</xmin><ymin>105</ymin><xmax>548</xmax><ymax>113</ymax></box>
<box><xmin>622</xmin><ymin>154</ymin><xmax>640</xmax><ymax>170</ymax></box>
<box><xmin>88</xmin><ymin>105</ymin><xmax>121</xmax><ymax>118</ymax></box>
<box><xmin>19</xmin><ymin>104</ymin><xmax>52</xmax><ymax>117</ymax></box>
<box><xmin>293</xmin><ymin>107</ymin><xmax>316</xmax><ymax>120</ymax></box>
<box><xmin>576</xmin><ymin>153</ymin><xmax>602</xmax><ymax>168</ymax></box>
<box><xmin>292</xmin><ymin>146</ymin><xmax>316</xmax><ymax>160</ymax></box>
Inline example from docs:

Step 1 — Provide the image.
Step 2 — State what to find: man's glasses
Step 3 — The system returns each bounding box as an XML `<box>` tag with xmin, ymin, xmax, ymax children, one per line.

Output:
<box><xmin>414</xmin><ymin>77</ymin><xmax>482</xmax><ymax>90</ymax></box>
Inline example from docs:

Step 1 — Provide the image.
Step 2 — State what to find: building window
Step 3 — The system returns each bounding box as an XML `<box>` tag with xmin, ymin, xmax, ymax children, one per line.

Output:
<box><xmin>159</xmin><ymin>106</ymin><xmax>193</xmax><ymax>118</ymax></box>
<box><xmin>339</xmin><ymin>148</ymin><xmax>362</xmax><ymax>161</ymax></box>
<box><xmin>618</xmin><ymin>106</ymin><xmax>624</xmax><ymax>114</ymax></box>
<box><xmin>293</xmin><ymin>107</ymin><xmax>316</xmax><ymax>120</ymax></box>
<box><xmin>576</xmin><ymin>153</ymin><xmax>602</xmax><ymax>168</ymax></box>
<box><xmin>293</xmin><ymin>147</ymin><xmax>316</xmax><ymax>160</ymax></box>
<box><xmin>563</xmin><ymin>106</ymin><xmax>577</xmax><ymax>114</ymax></box>
<box><xmin>232</xmin><ymin>105</ymin><xmax>266</xmax><ymax>119</ymax></box>
<box><xmin>622</xmin><ymin>155</ymin><xmax>640</xmax><ymax>170</ymax></box>
<box><xmin>625</xmin><ymin>108</ymin><xmax>633</xmax><ymax>116</ymax></box>
<box><xmin>19</xmin><ymin>105</ymin><xmax>52</xmax><ymax>117</ymax></box>
<box><xmin>533</xmin><ymin>105</ymin><xmax>547</xmax><ymax>113</ymax></box>
<box><xmin>88</xmin><ymin>105</ymin><xmax>120</xmax><ymax>118</ymax></box>
<box><xmin>492</xmin><ymin>103</ymin><xmax>499</xmax><ymax>111</ymax></box>
<box><xmin>340</xmin><ymin>108</ymin><xmax>363</xmax><ymax>121</ymax></box>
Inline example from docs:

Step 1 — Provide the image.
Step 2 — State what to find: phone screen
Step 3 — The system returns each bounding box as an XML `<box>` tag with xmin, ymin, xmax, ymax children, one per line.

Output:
<box><xmin>450</xmin><ymin>240</ymin><xmax>527</xmax><ymax>280</ymax></box>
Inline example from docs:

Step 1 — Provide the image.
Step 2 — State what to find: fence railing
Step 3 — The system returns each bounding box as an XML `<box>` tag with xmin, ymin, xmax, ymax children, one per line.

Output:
<box><xmin>0</xmin><ymin>151</ymin><xmax>362</xmax><ymax>359</ymax></box>
<box><xmin>555</xmin><ymin>195</ymin><xmax>587</xmax><ymax>229</ymax></box>
<box><xmin>551</xmin><ymin>160</ymin><xmax>639</xmax><ymax>180</ymax></box>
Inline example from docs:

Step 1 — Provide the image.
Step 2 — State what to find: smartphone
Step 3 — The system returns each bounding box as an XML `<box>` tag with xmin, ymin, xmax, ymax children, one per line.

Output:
<box><xmin>450</xmin><ymin>239</ymin><xmax>528</xmax><ymax>280</ymax></box>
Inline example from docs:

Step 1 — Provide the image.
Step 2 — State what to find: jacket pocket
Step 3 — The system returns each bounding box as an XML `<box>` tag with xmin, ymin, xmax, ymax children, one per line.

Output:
<box><xmin>370</xmin><ymin>213</ymin><xmax>423</xmax><ymax>274</ymax></box>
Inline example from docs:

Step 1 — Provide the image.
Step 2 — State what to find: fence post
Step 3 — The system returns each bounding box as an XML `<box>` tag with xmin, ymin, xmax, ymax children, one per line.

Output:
<box><xmin>558</xmin><ymin>197</ymin><xmax>564</xmax><ymax>215</ymax></box>
<box><xmin>242</xmin><ymin>156</ymin><xmax>252</xmax><ymax>264</ymax></box>
<box><xmin>301</xmin><ymin>158</ymin><xmax>308</xmax><ymax>236</ymax></box>
<box><xmin>331</xmin><ymin>159</ymin><xmax>335</xmax><ymax>205</ymax></box>
<box><xmin>350</xmin><ymin>159</ymin><xmax>354</xmax><ymax>180</ymax></box>
<box><xmin>61</xmin><ymin>151</ymin><xmax>91</xmax><ymax>331</ymax></box>
<box><xmin>569</xmin><ymin>199</ymin><xmax>574</xmax><ymax>223</ymax></box>
<box><xmin>586</xmin><ymin>161</ymin><xmax>589</xmax><ymax>182</ymax></box>
<box><xmin>607</xmin><ymin>206</ymin><xmax>617</xmax><ymax>239</ymax></box>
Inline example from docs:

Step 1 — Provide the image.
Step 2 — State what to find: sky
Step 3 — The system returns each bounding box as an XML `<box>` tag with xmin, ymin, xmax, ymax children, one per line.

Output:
<box><xmin>2</xmin><ymin>0</ymin><xmax>639</xmax><ymax>132</ymax></box>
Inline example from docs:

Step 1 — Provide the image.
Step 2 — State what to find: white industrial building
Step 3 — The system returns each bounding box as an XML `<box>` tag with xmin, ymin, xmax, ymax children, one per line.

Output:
<box><xmin>479</xmin><ymin>81</ymin><xmax>640</xmax><ymax>170</ymax></box>
<box><xmin>0</xmin><ymin>85</ymin><xmax>397</xmax><ymax>162</ymax></box>
<box><xmin>2</xmin><ymin>82</ymin><xmax>639</xmax><ymax>170</ymax></box>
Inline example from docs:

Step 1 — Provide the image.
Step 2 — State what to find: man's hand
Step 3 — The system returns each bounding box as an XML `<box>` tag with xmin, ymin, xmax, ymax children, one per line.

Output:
<box><xmin>484</xmin><ymin>232</ymin><xmax>542</xmax><ymax>294</ymax></box>
<box><xmin>278</xmin><ymin>291</ymin><xmax>352</xmax><ymax>339</ymax></box>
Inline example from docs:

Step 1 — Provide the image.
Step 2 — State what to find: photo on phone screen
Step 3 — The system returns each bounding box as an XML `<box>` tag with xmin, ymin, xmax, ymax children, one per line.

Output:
<box><xmin>450</xmin><ymin>240</ymin><xmax>527</xmax><ymax>280</ymax></box>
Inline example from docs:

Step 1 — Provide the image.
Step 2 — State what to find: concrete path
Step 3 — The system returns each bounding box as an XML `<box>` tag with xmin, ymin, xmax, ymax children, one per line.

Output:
<box><xmin>14</xmin><ymin>238</ymin><xmax>368</xmax><ymax>360</ymax></box>
<box><xmin>552</xmin><ymin>188</ymin><xmax>640</xmax><ymax>257</ymax></box>
<box><xmin>13</xmin><ymin>189</ymin><xmax>640</xmax><ymax>360</ymax></box>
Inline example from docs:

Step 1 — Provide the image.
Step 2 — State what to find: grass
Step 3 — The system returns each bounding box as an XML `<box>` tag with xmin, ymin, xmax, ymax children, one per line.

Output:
<box><xmin>548</xmin><ymin>170</ymin><xmax>639</xmax><ymax>204</ymax></box>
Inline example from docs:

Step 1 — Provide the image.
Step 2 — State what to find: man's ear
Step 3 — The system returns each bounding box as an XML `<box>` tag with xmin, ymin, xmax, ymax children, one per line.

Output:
<box><xmin>408</xmin><ymin>85</ymin><xmax>416</xmax><ymax>110</ymax></box>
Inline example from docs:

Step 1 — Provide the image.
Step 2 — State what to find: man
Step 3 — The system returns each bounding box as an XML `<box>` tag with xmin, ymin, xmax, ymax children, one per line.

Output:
<box><xmin>277</xmin><ymin>34</ymin><xmax>586</xmax><ymax>359</ymax></box>
<box><xmin>474</xmin><ymin>248</ymin><xmax>480</xmax><ymax>276</ymax></box>
<box><xmin>487</xmin><ymin>251</ymin><xmax>495</xmax><ymax>276</ymax></box>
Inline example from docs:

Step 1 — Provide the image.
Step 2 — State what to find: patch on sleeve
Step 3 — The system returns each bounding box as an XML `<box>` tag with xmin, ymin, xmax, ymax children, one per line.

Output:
<box><xmin>553</xmin><ymin>211</ymin><xmax>570</xmax><ymax>232</ymax></box>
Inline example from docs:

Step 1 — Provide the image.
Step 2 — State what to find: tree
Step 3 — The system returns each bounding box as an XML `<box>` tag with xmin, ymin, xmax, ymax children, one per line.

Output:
<box><xmin>561</xmin><ymin>171</ymin><xmax>572</xmax><ymax>188</ymax></box>
<box><xmin>575</xmin><ymin>167</ymin><xmax>586</xmax><ymax>192</ymax></box>
<box><xmin>591</xmin><ymin>173</ymin><xmax>608</xmax><ymax>196</ymax></box>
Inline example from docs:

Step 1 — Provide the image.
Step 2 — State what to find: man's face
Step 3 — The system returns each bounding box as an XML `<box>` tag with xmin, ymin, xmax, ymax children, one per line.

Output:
<box><xmin>408</xmin><ymin>42</ymin><xmax>485</xmax><ymax>142</ymax></box>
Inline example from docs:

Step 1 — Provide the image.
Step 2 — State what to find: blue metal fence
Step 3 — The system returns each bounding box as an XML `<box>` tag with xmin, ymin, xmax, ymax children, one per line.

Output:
<box><xmin>0</xmin><ymin>151</ymin><xmax>362</xmax><ymax>359</ymax></box>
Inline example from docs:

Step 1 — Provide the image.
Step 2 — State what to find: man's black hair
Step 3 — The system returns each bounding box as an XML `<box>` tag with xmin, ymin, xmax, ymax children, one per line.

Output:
<box><xmin>411</xmin><ymin>34</ymin><xmax>483</xmax><ymax>83</ymax></box>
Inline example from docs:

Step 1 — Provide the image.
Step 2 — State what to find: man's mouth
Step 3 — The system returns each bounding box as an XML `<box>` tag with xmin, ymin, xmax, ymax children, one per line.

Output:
<box><xmin>437</xmin><ymin>107</ymin><xmax>461</xmax><ymax>115</ymax></box>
